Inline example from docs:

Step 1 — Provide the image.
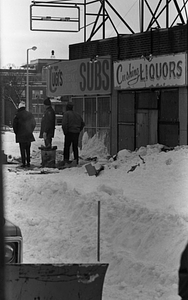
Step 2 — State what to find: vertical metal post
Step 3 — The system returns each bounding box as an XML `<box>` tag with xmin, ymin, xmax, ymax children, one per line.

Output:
<box><xmin>0</xmin><ymin>78</ymin><xmax>5</xmax><ymax>300</ymax></box>
<box><xmin>96</xmin><ymin>95</ymin><xmax>98</xmax><ymax>135</ymax></box>
<box><xmin>97</xmin><ymin>201</ymin><xmax>100</xmax><ymax>262</ymax></box>
<box><xmin>1</xmin><ymin>87</ymin><xmax>5</xmax><ymax>125</ymax></box>
<box><xmin>26</xmin><ymin>49</ymin><xmax>29</xmax><ymax>111</ymax></box>
<box><xmin>139</xmin><ymin>0</ymin><xmax>144</xmax><ymax>32</ymax></box>
<box><xmin>102</xmin><ymin>0</ymin><xmax>105</xmax><ymax>39</ymax></box>
<box><xmin>84</xmin><ymin>0</ymin><xmax>86</xmax><ymax>42</ymax></box>
<box><xmin>26</xmin><ymin>46</ymin><xmax>37</xmax><ymax>111</ymax></box>
<box><xmin>166</xmin><ymin>0</ymin><xmax>169</xmax><ymax>28</ymax></box>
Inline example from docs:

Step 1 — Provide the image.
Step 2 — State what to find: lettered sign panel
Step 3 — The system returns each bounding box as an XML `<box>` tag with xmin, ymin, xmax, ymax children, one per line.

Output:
<box><xmin>114</xmin><ymin>53</ymin><xmax>186</xmax><ymax>89</ymax></box>
<box><xmin>47</xmin><ymin>56</ymin><xmax>111</xmax><ymax>96</ymax></box>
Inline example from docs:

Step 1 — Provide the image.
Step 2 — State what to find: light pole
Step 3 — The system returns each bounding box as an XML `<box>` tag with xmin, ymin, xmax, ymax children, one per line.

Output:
<box><xmin>26</xmin><ymin>46</ymin><xmax>37</xmax><ymax>111</ymax></box>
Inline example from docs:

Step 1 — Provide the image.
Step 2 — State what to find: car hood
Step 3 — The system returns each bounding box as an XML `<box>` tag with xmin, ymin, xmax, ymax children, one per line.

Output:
<box><xmin>4</xmin><ymin>219</ymin><xmax>22</xmax><ymax>237</ymax></box>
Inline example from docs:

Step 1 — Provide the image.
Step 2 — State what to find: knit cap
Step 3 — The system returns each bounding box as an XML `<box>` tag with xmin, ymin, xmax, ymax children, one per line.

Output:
<box><xmin>18</xmin><ymin>101</ymin><xmax>26</xmax><ymax>109</ymax></box>
<box><xmin>44</xmin><ymin>98</ymin><xmax>51</xmax><ymax>106</ymax></box>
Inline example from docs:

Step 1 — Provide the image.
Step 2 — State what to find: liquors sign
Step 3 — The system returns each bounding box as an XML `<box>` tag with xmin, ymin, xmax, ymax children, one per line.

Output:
<box><xmin>47</xmin><ymin>56</ymin><xmax>111</xmax><ymax>96</ymax></box>
<box><xmin>114</xmin><ymin>53</ymin><xmax>186</xmax><ymax>89</ymax></box>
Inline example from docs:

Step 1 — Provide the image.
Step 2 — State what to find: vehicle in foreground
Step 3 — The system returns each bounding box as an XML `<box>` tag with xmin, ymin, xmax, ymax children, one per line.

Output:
<box><xmin>4</xmin><ymin>219</ymin><xmax>108</xmax><ymax>300</ymax></box>
<box><xmin>4</xmin><ymin>218</ymin><xmax>23</xmax><ymax>263</ymax></box>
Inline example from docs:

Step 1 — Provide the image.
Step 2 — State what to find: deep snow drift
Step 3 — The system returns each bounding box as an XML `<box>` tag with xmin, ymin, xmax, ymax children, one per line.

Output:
<box><xmin>2</xmin><ymin>126</ymin><xmax>188</xmax><ymax>300</ymax></box>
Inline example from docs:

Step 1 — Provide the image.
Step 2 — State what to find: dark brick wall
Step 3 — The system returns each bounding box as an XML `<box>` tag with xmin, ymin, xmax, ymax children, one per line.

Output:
<box><xmin>69</xmin><ymin>24</ymin><xmax>187</xmax><ymax>61</ymax></box>
<box><xmin>69</xmin><ymin>37</ymin><xmax>119</xmax><ymax>60</ymax></box>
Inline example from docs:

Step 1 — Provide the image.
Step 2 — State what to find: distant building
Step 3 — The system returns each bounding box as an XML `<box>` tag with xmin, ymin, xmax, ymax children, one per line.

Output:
<box><xmin>0</xmin><ymin>68</ymin><xmax>27</xmax><ymax>126</ymax></box>
<box><xmin>0</xmin><ymin>57</ymin><xmax>69</xmax><ymax>129</ymax></box>
<box><xmin>21</xmin><ymin>58</ymin><xmax>68</xmax><ymax>128</ymax></box>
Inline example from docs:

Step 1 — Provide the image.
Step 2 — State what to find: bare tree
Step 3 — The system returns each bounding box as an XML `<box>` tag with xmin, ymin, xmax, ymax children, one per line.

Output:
<box><xmin>1</xmin><ymin>69</ymin><xmax>26</xmax><ymax>125</ymax></box>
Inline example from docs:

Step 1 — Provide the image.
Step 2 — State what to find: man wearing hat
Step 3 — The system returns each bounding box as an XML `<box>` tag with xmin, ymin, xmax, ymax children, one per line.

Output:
<box><xmin>62</xmin><ymin>102</ymin><xmax>85</xmax><ymax>165</ymax></box>
<box><xmin>13</xmin><ymin>101</ymin><xmax>36</xmax><ymax>167</ymax></box>
<box><xmin>39</xmin><ymin>98</ymin><xmax>56</xmax><ymax>148</ymax></box>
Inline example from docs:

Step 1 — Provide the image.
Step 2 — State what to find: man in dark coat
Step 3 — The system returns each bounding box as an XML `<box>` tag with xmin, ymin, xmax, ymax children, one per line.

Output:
<box><xmin>39</xmin><ymin>98</ymin><xmax>56</xmax><ymax>148</ymax></box>
<box><xmin>13</xmin><ymin>101</ymin><xmax>36</xmax><ymax>167</ymax></box>
<box><xmin>62</xmin><ymin>102</ymin><xmax>85</xmax><ymax>165</ymax></box>
<box><xmin>179</xmin><ymin>242</ymin><xmax>188</xmax><ymax>299</ymax></box>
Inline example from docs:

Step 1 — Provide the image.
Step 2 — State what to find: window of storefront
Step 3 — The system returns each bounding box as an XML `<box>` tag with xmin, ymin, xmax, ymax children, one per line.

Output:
<box><xmin>97</xmin><ymin>96</ymin><xmax>111</xmax><ymax>152</ymax></box>
<box><xmin>72</xmin><ymin>96</ymin><xmax>111</xmax><ymax>152</ymax></box>
<box><xmin>135</xmin><ymin>91</ymin><xmax>158</xmax><ymax>148</ymax></box>
<box><xmin>118</xmin><ymin>88</ymin><xmax>179</xmax><ymax>151</ymax></box>
<box><xmin>136</xmin><ymin>91</ymin><xmax>158</xmax><ymax>109</ymax></box>
<box><xmin>118</xmin><ymin>92</ymin><xmax>135</xmax><ymax>151</ymax></box>
<box><xmin>158</xmin><ymin>89</ymin><xmax>179</xmax><ymax>147</ymax></box>
<box><xmin>85</xmin><ymin>97</ymin><xmax>96</xmax><ymax>138</ymax></box>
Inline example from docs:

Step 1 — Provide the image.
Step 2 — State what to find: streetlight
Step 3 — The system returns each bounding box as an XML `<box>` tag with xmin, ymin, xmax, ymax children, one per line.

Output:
<box><xmin>26</xmin><ymin>46</ymin><xmax>37</xmax><ymax>111</ymax></box>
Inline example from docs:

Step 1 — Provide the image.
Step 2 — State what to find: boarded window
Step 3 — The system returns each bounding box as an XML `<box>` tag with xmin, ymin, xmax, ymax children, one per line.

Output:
<box><xmin>136</xmin><ymin>91</ymin><xmax>158</xmax><ymax>109</ymax></box>
<box><xmin>98</xmin><ymin>97</ymin><xmax>110</xmax><ymax>128</ymax></box>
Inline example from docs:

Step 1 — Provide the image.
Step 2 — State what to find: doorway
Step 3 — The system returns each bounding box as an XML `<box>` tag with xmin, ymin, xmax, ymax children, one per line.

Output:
<box><xmin>118</xmin><ymin>90</ymin><xmax>159</xmax><ymax>151</ymax></box>
<box><xmin>136</xmin><ymin>109</ymin><xmax>158</xmax><ymax>148</ymax></box>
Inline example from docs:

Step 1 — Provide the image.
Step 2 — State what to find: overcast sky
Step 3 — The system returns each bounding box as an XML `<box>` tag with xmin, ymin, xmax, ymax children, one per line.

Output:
<box><xmin>0</xmin><ymin>0</ymin><xmax>187</xmax><ymax>68</ymax></box>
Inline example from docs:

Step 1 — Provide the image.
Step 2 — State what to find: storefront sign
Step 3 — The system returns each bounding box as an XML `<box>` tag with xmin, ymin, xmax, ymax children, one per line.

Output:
<box><xmin>47</xmin><ymin>56</ymin><xmax>111</xmax><ymax>96</ymax></box>
<box><xmin>114</xmin><ymin>53</ymin><xmax>186</xmax><ymax>89</ymax></box>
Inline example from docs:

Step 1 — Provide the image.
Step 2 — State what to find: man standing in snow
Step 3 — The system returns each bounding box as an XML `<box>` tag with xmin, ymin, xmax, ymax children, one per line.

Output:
<box><xmin>62</xmin><ymin>102</ymin><xmax>85</xmax><ymax>165</ymax></box>
<box><xmin>13</xmin><ymin>101</ymin><xmax>36</xmax><ymax>167</ymax></box>
<box><xmin>178</xmin><ymin>242</ymin><xmax>188</xmax><ymax>299</ymax></box>
<box><xmin>39</xmin><ymin>98</ymin><xmax>56</xmax><ymax>148</ymax></box>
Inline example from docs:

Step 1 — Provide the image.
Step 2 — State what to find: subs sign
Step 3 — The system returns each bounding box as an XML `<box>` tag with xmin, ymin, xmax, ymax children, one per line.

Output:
<box><xmin>47</xmin><ymin>56</ymin><xmax>111</xmax><ymax>96</ymax></box>
<box><xmin>114</xmin><ymin>53</ymin><xmax>186</xmax><ymax>89</ymax></box>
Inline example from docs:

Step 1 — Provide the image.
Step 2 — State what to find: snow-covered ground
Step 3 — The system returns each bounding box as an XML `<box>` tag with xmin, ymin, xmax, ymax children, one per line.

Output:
<box><xmin>2</xmin><ymin>126</ymin><xmax>188</xmax><ymax>300</ymax></box>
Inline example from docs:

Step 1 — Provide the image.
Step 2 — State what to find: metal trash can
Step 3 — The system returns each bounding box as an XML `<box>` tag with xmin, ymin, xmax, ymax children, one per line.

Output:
<box><xmin>39</xmin><ymin>146</ymin><xmax>57</xmax><ymax>168</ymax></box>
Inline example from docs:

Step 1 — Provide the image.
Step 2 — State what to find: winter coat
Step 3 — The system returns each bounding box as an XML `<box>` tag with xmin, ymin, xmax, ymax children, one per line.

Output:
<box><xmin>62</xmin><ymin>110</ymin><xmax>85</xmax><ymax>135</ymax></box>
<box><xmin>179</xmin><ymin>243</ymin><xmax>188</xmax><ymax>299</ymax></box>
<box><xmin>39</xmin><ymin>106</ymin><xmax>56</xmax><ymax>138</ymax></box>
<box><xmin>13</xmin><ymin>107</ymin><xmax>36</xmax><ymax>143</ymax></box>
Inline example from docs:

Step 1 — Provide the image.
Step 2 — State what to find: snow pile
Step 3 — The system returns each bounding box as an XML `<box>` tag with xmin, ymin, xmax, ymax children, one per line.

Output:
<box><xmin>80</xmin><ymin>131</ymin><xmax>109</xmax><ymax>159</ymax></box>
<box><xmin>2</xmin><ymin>128</ymin><xmax>188</xmax><ymax>300</ymax></box>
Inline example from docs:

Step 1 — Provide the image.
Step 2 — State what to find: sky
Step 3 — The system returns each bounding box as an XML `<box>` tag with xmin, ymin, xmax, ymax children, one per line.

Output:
<box><xmin>0</xmin><ymin>0</ymin><xmax>138</xmax><ymax>68</ymax></box>
<box><xmin>2</xmin><ymin>127</ymin><xmax>188</xmax><ymax>299</ymax></box>
<box><xmin>1</xmin><ymin>0</ymin><xmax>188</xmax><ymax>68</ymax></box>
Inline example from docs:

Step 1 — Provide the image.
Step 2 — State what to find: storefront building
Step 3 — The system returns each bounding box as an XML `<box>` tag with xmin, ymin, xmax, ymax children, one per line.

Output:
<box><xmin>68</xmin><ymin>24</ymin><xmax>188</xmax><ymax>155</ymax></box>
<box><xmin>114</xmin><ymin>53</ymin><xmax>187</xmax><ymax>151</ymax></box>
<box><xmin>47</xmin><ymin>56</ymin><xmax>112</xmax><ymax>151</ymax></box>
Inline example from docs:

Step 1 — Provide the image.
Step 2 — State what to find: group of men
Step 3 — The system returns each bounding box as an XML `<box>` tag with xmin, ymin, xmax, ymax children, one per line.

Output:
<box><xmin>12</xmin><ymin>98</ymin><xmax>85</xmax><ymax>168</ymax></box>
